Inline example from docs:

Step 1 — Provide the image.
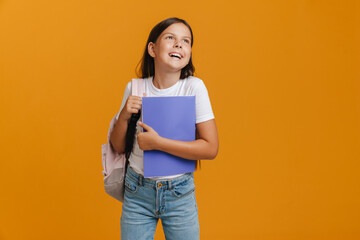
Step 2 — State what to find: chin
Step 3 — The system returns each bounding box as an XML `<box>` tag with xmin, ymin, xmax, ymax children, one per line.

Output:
<box><xmin>166</xmin><ymin>63</ymin><xmax>186</xmax><ymax>72</ymax></box>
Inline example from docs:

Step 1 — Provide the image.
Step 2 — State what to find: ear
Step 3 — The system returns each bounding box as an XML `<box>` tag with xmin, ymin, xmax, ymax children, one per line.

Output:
<box><xmin>148</xmin><ymin>42</ymin><xmax>156</xmax><ymax>58</ymax></box>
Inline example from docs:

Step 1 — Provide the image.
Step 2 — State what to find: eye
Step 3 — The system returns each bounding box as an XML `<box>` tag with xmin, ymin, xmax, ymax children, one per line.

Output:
<box><xmin>166</xmin><ymin>36</ymin><xmax>174</xmax><ymax>40</ymax></box>
<box><xmin>183</xmin><ymin>39</ymin><xmax>190</xmax><ymax>44</ymax></box>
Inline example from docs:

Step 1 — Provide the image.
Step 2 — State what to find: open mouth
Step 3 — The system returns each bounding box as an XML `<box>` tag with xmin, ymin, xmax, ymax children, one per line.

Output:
<box><xmin>169</xmin><ymin>53</ymin><xmax>182</xmax><ymax>59</ymax></box>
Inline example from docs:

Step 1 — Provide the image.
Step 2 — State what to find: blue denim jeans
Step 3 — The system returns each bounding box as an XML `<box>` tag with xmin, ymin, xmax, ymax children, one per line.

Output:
<box><xmin>120</xmin><ymin>166</ymin><xmax>200</xmax><ymax>240</ymax></box>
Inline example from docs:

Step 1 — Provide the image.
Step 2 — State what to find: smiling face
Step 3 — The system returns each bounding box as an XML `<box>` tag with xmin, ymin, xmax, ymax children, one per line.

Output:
<box><xmin>148</xmin><ymin>23</ymin><xmax>192</xmax><ymax>74</ymax></box>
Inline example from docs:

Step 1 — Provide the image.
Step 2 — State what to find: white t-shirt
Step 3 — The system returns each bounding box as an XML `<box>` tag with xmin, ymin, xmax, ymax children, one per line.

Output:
<box><xmin>116</xmin><ymin>75</ymin><xmax>215</xmax><ymax>180</ymax></box>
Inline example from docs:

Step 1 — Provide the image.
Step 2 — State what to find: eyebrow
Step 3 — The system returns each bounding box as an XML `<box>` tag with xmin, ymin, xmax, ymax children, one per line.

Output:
<box><xmin>163</xmin><ymin>32</ymin><xmax>191</xmax><ymax>40</ymax></box>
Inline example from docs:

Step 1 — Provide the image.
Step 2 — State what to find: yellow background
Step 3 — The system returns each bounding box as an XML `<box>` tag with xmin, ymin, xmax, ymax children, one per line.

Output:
<box><xmin>1</xmin><ymin>0</ymin><xmax>359</xmax><ymax>239</ymax></box>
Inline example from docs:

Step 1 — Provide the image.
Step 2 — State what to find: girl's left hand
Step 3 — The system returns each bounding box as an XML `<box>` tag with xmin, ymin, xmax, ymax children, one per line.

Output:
<box><xmin>137</xmin><ymin>122</ymin><xmax>162</xmax><ymax>151</ymax></box>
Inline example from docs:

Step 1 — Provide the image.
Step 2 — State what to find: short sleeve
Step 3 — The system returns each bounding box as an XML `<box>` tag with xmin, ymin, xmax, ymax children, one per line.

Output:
<box><xmin>194</xmin><ymin>80</ymin><xmax>215</xmax><ymax>124</ymax></box>
<box><xmin>115</xmin><ymin>81</ymin><xmax>131</xmax><ymax>121</ymax></box>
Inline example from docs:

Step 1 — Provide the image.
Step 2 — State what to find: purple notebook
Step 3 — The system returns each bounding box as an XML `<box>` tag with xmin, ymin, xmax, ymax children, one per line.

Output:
<box><xmin>142</xmin><ymin>96</ymin><xmax>196</xmax><ymax>177</ymax></box>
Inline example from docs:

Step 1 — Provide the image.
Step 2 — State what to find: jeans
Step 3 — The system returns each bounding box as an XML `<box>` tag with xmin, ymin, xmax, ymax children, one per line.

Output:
<box><xmin>120</xmin><ymin>166</ymin><xmax>200</xmax><ymax>240</ymax></box>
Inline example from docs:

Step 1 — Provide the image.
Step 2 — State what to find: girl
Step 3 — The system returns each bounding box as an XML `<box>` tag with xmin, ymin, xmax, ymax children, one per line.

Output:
<box><xmin>110</xmin><ymin>17</ymin><xmax>219</xmax><ymax>240</ymax></box>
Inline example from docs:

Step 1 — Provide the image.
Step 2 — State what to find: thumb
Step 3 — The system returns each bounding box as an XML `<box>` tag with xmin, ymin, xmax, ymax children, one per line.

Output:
<box><xmin>138</xmin><ymin>121</ymin><xmax>152</xmax><ymax>131</ymax></box>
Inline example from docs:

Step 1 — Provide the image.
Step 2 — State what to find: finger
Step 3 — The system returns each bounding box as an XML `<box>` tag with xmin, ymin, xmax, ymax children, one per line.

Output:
<box><xmin>130</xmin><ymin>96</ymin><xmax>142</xmax><ymax>100</ymax></box>
<box><xmin>129</xmin><ymin>103</ymin><xmax>142</xmax><ymax>109</ymax></box>
<box><xmin>138</xmin><ymin>121</ymin><xmax>152</xmax><ymax>131</ymax></box>
<box><xmin>128</xmin><ymin>103</ymin><xmax>141</xmax><ymax>109</ymax></box>
<box><xmin>129</xmin><ymin>96</ymin><xmax>142</xmax><ymax>101</ymax></box>
<box><xmin>130</xmin><ymin>104</ymin><xmax>142</xmax><ymax>109</ymax></box>
<box><xmin>128</xmin><ymin>107</ymin><xmax>140</xmax><ymax>114</ymax></box>
<box><xmin>129</xmin><ymin>99</ymin><xmax>142</xmax><ymax>105</ymax></box>
<box><xmin>128</xmin><ymin>105</ymin><xmax>140</xmax><ymax>111</ymax></box>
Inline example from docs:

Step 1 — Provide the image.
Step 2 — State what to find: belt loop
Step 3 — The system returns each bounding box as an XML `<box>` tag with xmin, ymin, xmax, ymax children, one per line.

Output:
<box><xmin>168</xmin><ymin>180</ymin><xmax>172</xmax><ymax>190</ymax></box>
<box><xmin>139</xmin><ymin>175</ymin><xmax>143</xmax><ymax>186</ymax></box>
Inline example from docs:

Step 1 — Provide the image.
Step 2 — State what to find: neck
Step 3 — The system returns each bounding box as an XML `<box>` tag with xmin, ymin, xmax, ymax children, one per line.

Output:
<box><xmin>152</xmin><ymin>68</ymin><xmax>181</xmax><ymax>89</ymax></box>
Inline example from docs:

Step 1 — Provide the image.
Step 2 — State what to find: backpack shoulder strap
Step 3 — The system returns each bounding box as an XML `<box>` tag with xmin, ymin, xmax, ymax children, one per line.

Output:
<box><xmin>131</xmin><ymin>78</ymin><xmax>145</xmax><ymax>97</ymax></box>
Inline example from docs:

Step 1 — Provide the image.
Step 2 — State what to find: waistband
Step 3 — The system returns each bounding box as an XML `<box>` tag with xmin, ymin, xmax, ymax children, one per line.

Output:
<box><xmin>126</xmin><ymin>166</ymin><xmax>194</xmax><ymax>190</ymax></box>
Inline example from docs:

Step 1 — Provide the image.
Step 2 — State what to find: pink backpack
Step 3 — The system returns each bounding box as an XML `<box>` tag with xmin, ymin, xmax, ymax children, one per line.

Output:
<box><xmin>101</xmin><ymin>79</ymin><xmax>144</xmax><ymax>202</ymax></box>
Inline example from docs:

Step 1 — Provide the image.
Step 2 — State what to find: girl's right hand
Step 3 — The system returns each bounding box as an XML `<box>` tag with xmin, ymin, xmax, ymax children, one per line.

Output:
<box><xmin>119</xmin><ymin>94</ymin><xmax>145</xmax><ymax>121</ymax></box>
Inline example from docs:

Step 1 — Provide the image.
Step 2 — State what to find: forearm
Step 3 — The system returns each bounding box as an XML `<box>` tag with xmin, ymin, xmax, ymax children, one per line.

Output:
<box><xmin>155</xmin><ymin>137</ymin><xmax>217</xmax><ymax>160</ymax></box>
<box><xmin>110</xmin><ymin>114</ymin><xmax>128</xmax><ymax>154</ymax></box>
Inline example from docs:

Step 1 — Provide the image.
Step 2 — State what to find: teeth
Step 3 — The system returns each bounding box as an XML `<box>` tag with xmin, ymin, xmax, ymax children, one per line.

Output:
<box><xmin>170</xmin><ymin>53</ymin><xmax>181</xmax><ymax>59</ymax></box>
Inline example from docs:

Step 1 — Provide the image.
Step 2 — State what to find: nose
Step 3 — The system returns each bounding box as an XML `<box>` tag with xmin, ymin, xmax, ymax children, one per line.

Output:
<box><xmin>174</xmin><ymin>41</ymin><xmax>182</xmax><ymax>48</ymax></box>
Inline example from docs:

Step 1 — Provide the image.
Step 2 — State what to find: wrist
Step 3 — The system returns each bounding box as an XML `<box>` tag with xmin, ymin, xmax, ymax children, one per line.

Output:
<box><xmin>118</xmin><ymin>111</ymin><xmax>130</xmax><ymax>122</ymax></box>
<box><xmin>155</xmin><ymin>136</ymin><xmax>165</xmax><ymax>151</ymax></box>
